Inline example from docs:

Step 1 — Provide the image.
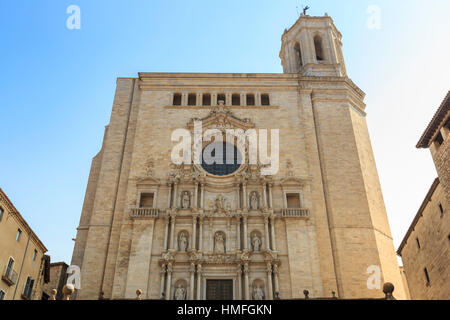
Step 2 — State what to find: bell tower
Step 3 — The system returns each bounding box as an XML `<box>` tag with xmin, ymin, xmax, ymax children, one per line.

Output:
<box><xmin>279</xmin><ymin>14</ymin><xmax>347</xmax><ymax>77</ymax></box>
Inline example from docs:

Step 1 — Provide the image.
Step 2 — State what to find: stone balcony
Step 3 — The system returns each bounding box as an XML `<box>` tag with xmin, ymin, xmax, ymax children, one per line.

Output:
<box><xmin>2</xmin><ymin>269</ymin><xmax>18</xmax><ymax>286</ymax></box>
<box><xmin>281</xmin><ymin>208</ymin><xmax>310</xmax><ymax>218</ymax></box>
<box><xmin>130</xmin><ymin>208</ymin><xmax>160</xmax><ymax>219</ymax></box>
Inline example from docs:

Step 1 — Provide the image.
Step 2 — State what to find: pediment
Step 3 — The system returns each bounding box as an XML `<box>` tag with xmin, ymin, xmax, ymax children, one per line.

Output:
<box><xmin>187</xmin><ymin>104</ymin><xmax>255</xmax><ymax>131</ymax></box>
<box><xmin>136</xmin><ymin>175</ymin><xmax>161</xmax><ymax>186</ymax></box>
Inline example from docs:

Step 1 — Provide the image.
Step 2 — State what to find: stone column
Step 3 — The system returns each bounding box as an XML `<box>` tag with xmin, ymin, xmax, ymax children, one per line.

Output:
<box><xmin>167</xmin><ymin>183</ymin><xmax>173</xmax><ymax>208</ymax></box>
<box><xmin>190</xmin><ymin>263</ymin><xmax>195</xmax><ymax>300</ymax></box>
<box><xmin>200</xmin><ymin>183</ymin><xmax>205</xmax><ymax>208</ymax></box>
<box><xmin>199</xmin><ymin>217</ymin><xmax>204</xmax><ymax>251</ymax></box>
<box><xmin>270</xmin><ymin>215</ymin><xmax>277</xmax><ymax>251</ymax></box>
<box><xmin>173</xmin><ymin>183</ymin><xmax>179</xmax><ymax>208</ymax></box>
<box><xmin>192</xmin><ymin>216</ymin><xmax>198</xmax><ymax>250</ymax></box>
<box><xmin>194</xmin><ymin>182</ymin><xmax>199</xmax><ymax>209</ymax></box>
<box><xmin>268</xmin><ymin>183</ymin><xmax>273</xmax><ymax>209</ymax></box>
<box><xmin>170</xmin><ymin>215</ymin><xmax>176</xmax><ymax>250</ymax></box>
<box><xmin>160</xmin><ymin>264</ymin><xmax>166</xmax><ymax>299</ymax></box>
<box><xmin>163</xmin><ymin>215</ymin><xmax>170</xmax><ymax>251</ymax></box>
<box><xmin>165</xmin><ymin>263</ymin><xmax>173</xmax><ymax>300</ymax></box>
<box><xmin>273</xmin><ymin>264</ymin><xmax>280</xmax><ymax>296</ymax></box>
<box><xmin>262</xmin><ymin>183</ymin><xmax>267</xmax><ymax>208</ymax></box>
<box><xmin>244</xmin><ymin>263</ymin><xmax>250</xmax><ymax>300</ymax></box>
<box><xmin>236</xmin><ymin>264</ymin><xmax>243</xmax><ymax>300</ymax></box>
<box><xmin>196</xmin><ymin>264</ymin><xmax>202</xmax><ymax>300</ymax></box>
<box><xmin>236</xmin><ymin>217</ymin><xmax>241</xmax><ymax>251</ymax></box>
<box><xmin>242</xmin><ymin>214</ymin><xmax>248</xmax><ymax>250</ymax></box>
<box><xmin>264</xmin><ymin>216</ymin><xmax>270</xmax><ymax>250</ymax></box>
<box><xmin>242</xmin><ymin>183</ymin><xmax>248</xmax><ymax>209</ymax></box>
<box><xmin>266</xmin><ymin>263</ymin><xmax>273</xmax><ymax>300</ymax></box>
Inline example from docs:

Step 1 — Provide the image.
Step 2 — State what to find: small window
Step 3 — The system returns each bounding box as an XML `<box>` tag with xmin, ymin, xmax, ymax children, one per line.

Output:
<box><xmin>261</xmin><ymin>94</ymin><xmax>270</xmax><ymax>106</ymax></box>
<box><xmin>416</xmin><ymin>238</ymin><xmax>421</xmax><ymax>249</ymax></box>
<box><xmin>424</xmin><ymin>267</ymin><xmax>430</xmax><ymax>285</ymax></box>
<box><xmin>16</xmin><ymin>229</ymin><xmax>22</xmax><ymax>241</ymax></box>
<box><xmin>439</xmin><ymin>203</ymin><xmax>444</xmax><ymax>216</ymax></box>
<box><xmin>286</xmin><ymin>193</ymin><xmax>301</xmax><ymax>208</ymax></box>
<box><xmin>294</xmin><ymin>42</ymin><xmax>303</xmax><ymax>68</ymax></box>
<box><xmin>6</xmin><ymin>258</ymin><xmax>14</xmax><ymax>278</ymax></box>
<box><xmin>314</xmin><ymin>35</ymin><xmax>325</xmax><ymax>61</ymax></box>
<box><xmin>232</xmin><ymin>94</ymin><xmax>240</xmax><ymax>106</ymax></box>
<box><xmin>202</xmin><ymin>94</ymin><xmax>211</xmax><ymax>106</ymax></box>
<box><xmin>173</xmin><ymin>93</ymin><xmax>182</xmax><ymax>106</ymax></box>
<box><xmin>188</xmin><ymin>93</ymin><xmax>197</xmax><ymax>106</ymax></box>
<box><xmin>140</xmin><ymin>193</ymin><xmax>154</xmax><ymax>208</ymax></box>
<box><xmin>434</xmin><ymin>132</ymin><xmax>444</xmax><ymax>146</ymax></box>
<box><xmin>23</xmin><ymin>276</ymin><xmax>34</xmax><ymax>299</ymax></box>
<box><xmin>217</xmin><ymin>94</ymin><xmax>226</xmax><ymax>105</ymax></box>
<box><xmin>0</xmin><ymin>290</ymin><xmax>5</xmax><ymax>300</ymax></box>
<box><xmin>32</xmin><ymin>249</ymin><xmax>38</xmax><ymax>261</ymax></box>
<box><xmin>246</xmin><ymin>94</ymin><xmax>255</xmax><ymax>106</ymax></box>
<box><xmin>0</xmin><ymin>206</ymin><xmax>3</xmax><ymax>221</ymax></box>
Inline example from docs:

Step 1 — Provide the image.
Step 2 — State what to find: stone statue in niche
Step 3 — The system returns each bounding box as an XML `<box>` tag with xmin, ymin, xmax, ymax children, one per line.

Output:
<box><xmin>174</xmin><ymin>284</ymin><xmax>186</xmax><ymax>300</ymax></box>
<box><xmin>253</xmin><ymin>285</ymin><xmax>265</xmax><ymax>300</ymax></box>
<box><xmin>214</xmin><ymin>232</ymin><xmax>226</xmax><ymax>254</ymax></box>
<box><xmin>178</xmin><ymin>232</ymin><xmax>188</xmax><ymax>252</ymax></box>
<box><xmin>210</xmin><ymin>194</ymin><xmax>231</xmax><ymax>215</ymax></box>
<box><xmin>250</xmin><ymin>191</ymin><xmax>259</xmax><ymax>210</ymax></box>
<box><xmin>181</xmin><ymin>191</ymin><xmax>191</xmax><ymax>209</ymax></box>
<box><xmin>251</xmin><ymin>233</ymin><xmax>262</xmax><ymax>252</ymax></box>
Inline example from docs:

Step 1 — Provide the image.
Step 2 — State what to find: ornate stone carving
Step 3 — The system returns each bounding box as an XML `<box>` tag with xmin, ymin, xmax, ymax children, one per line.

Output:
<box><xmin>174</xmin><ymin>284</ymin><xmax>186</xmax><ymax>300</ymax></box>
<box><xmin>251</xmin><ymin>233</ymin><xmax>262</xmax><ymax>252</ymax></box>
<box><xmin>249</xmin><ymin>191</ymin><xmax>259</xmax><ymax>210</ymax></box>
<box><xmin>178</xmin><ymin>231</ymin><xmax>189</xmax><ymax>252</ymax></box>
<box><xmin>214</xmin><ymin>232</ymin><xmax>226</xmax><ymax>254</ymax></box>
<box><xmin>252</xmin><ymin>285</ymin><xmax>265</xmax><ymax>300</ymax></box>
<box><xmin>144</xmin><ymin>157</ymin><xmax>155</xmax><ymax>177</ymax></box>
<box><xmin>208</xmin><ymin>194</ymin><xmax>232</xmax><ymax>215</ymax></box>
<box><xmin>181</xmin><ymin>191</ymin><xmax>191</xmax><ymax>209</ymax></box>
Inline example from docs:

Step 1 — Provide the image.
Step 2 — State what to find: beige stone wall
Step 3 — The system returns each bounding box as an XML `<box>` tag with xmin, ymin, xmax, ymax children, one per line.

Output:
<box><xmin>0</xmin><ymin>191</ymin><xmax>47</xmax><ymax>300</ymax></box>
<box><xmin>400</xmin><ymin>182</ymin><xmax>449</xmax><ymax>299</ymax></box>
<box><xmin>71</xmin><ymin>16</ymin><xmax>405</xmax><ymax>301</ymax></box>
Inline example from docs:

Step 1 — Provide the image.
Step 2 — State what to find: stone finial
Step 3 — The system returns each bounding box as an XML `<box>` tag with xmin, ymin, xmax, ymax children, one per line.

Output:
<box><xmin>274</xmin><ymin>291</ymin><xmax>280</xmax><ymax>300</ymax></box>
<box><xmin>99</xmin><ymin>291</ymin><xmax>105</xmax><ymax>300</ymax></box>
<box><xmin>303</xmin><ymin>290</ymin><xmax>309</xmax><ymax>299</ymax></box>
<box><xmin>50</xmin><ymin>289</ymin><xmax>57</xmax><ymax>300</ymax></box>
<box><xmin>136</xmin><ymin>289</ymin><xmax>143</xmax><ymax>300</ymax></box>
<box><xmin>331</xmin><ymin>291</ymin><xmax>337</xmax><ymax>299</ymax></box>
<box><xmin>62</xmin><ymin>284</ymin><xmax>75</xmax><ymax>300</ymax></box>
<box><xmin>383</xmin><ymin>282</ymin><xmax>396</xmax><ymax>300</ymax></box>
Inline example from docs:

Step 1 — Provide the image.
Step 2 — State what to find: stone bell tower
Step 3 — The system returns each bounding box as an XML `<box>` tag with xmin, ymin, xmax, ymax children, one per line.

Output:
<box><xmin>279</xmin><ymin>14</ymin><xmax>347</xmax><ymax>77</ymax></box>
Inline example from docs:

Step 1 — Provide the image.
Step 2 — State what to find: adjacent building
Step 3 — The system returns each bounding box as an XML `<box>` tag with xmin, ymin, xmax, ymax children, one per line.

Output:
<box><xmin>42</xmin><ymin>262</ymin><xmax>68</xmax><ymax>300</ymax></box>
<box><xmin>0</xmin><ymin>188</ymin><xmax>49</xmax><ymax>300</ymax></box>
<box><xmin>398</xmin><ymin>91</ymin><xmax>450</xmax><ymax>300</ymax></box>
<box><xmin>71</xmin><ymin>14</ymin><xmax>407</xmax><ymax>300</ymax></box>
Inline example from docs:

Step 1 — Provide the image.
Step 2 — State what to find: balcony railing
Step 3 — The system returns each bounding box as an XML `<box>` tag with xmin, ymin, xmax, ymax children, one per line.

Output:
<box><xmin>281</xmin><ymin>208</ymin><xmax>310</xmax><ymax>218</ymax></box>
<box><xmin>130</xmin><ymin>208</ymin><xmax>159</xmax><ymax>219</ymax></box>
<box><xmin>2</xmin><ymin>269</ymin><xmax>18</xmax><ymax>286</ymax></box>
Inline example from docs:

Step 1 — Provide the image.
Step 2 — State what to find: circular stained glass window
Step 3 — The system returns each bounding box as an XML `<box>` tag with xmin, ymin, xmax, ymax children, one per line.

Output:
<box><xmin>201</xmin><ymin>142</ymin><xmax>242</xmax><ymax>176</ymax></box>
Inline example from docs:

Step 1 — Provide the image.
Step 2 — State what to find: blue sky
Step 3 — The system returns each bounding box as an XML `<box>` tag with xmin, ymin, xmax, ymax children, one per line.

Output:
<box><xmin>1</xmin><ymin>0</ymin><xmax>449</xmax><ymax>264</ymax></box>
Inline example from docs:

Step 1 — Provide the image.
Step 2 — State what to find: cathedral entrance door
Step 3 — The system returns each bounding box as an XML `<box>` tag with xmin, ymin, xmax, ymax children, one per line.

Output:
<box><xmin>205</xmin><ymin>280</ymin><xmax>233</xmax><ymax>300</ymax></box>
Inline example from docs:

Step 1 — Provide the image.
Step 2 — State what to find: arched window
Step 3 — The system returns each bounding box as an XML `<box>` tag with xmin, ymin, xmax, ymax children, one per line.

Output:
<box><xmin>294</xmin><ymin>42</ymin><xmax>303</xmax><ymax>68</ymax></box>
<box><xmin>314</xmin><ymin>35</ymin><xmax>324</xmax><ymax>61</ymax></box>
<box><xmin>246</xmin><ymin>94</ymin><xmax>255</xmax><ymax>106</ymax></box>
<box><xmin>202</xmin><ymin>93</ymin><xmax>211</xmax><ymax>106</ymax></box>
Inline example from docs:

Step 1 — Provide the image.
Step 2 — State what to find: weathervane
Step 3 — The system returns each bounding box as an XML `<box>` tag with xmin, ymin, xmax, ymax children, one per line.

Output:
<box><xmin>303</xmin><ymin>5</ymin><xmax>310</xmax><ymax>15</ymax></box>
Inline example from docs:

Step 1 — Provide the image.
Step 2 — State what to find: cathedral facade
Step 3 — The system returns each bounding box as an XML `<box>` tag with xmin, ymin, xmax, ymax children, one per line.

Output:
<box><xmin>71</xmin><ymin>15</ymin><xmax>406</xmax><ymax>300</ymax></box>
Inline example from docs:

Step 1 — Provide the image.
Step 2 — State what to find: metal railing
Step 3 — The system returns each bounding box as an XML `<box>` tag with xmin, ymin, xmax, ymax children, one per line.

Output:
<box><xmin>130</xmin><ymin>208</ymin><xmax>160</xmax><ymax>218</ymax></box>
<box><xmin>281</xmin><ymin>208</ymin><xmax>310</xmax><ymax>218</ymax></box>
